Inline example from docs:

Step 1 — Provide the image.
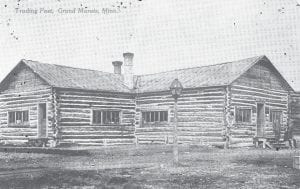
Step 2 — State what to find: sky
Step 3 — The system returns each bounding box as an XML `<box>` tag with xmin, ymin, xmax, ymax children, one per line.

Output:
<box><xmin>0</xmin><ymin>0</ymin><xmax>300</xmax><ymax>90</ymax></box>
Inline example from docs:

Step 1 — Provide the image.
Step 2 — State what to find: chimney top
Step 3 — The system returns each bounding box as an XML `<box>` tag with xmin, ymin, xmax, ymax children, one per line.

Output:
<box><xmin>112</xmin><ymin>61</ymin><xmax>123</xmax><ymax>66</ymax></box>
<box><xmin>123</xmin><ymin>52</ymin><xmax>134</xmax><ymax>88</ymax></box>
<box><xmin>123</xmin><ymin>52</ymin><xmax>134</xmax><ymax>59</ymax></box>
<box><xmin>112</xmin><ymin>61</ymin><xmax>123</xmax><ymax>74</ymax></box>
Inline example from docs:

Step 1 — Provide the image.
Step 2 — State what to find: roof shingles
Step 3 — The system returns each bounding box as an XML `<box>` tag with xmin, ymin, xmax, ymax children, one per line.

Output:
<box><xmin>23</xmin><ymin>60</ymin><xmax>130</xmax><ymax>93</ymax></box>
<box><xmin>135</xmin><ymin>56</ymin><xmax>263</xmax><ymax>93</ymax></box>
<box><xmin>17</xmin><ymin>55</ymin><xmax>289</xmax><ymax>93</ymax></box>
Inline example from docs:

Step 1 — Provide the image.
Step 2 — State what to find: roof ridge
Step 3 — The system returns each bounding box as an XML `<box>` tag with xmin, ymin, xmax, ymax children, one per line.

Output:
<box><xmin>23</xmin><ymin>55</ymin><xmax>264</xmax><ymax>78</ymax></box>
<box><xmin>135</xmin><ymin>55</ymin><xmax>264</xmax><ymax>77</ymax></box>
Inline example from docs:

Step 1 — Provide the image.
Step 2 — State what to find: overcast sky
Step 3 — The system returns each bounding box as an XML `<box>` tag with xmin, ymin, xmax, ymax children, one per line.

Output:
<box><xmin>0</xmin><ymin>0</ymin><xmax>299</xmax><ymax>90</ymax></box>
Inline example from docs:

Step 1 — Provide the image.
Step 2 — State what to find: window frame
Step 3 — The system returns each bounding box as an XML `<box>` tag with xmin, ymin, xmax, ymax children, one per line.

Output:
<box><xmin>235</xmin><ymin>107</ymin><xmax>252</xmax><ymax>123</ymax></box>
<box><xmin>91</xmin><ymin>109</ymin><xmax>121</xmax><ymax>125</ymax></box>
<box><xmin>141</xmin><ymin>110</ymin><xmax>169</xmax><ymax>124</ymax></box>
<box><xmin>8</xmin><ymin>110</ymin><xmax>30</xmax><ymax>126</ymax></box>
<box><xmin>269</xmin><ymin>110</ymin><xmax>282</xmax><ymax>124</ymax></box>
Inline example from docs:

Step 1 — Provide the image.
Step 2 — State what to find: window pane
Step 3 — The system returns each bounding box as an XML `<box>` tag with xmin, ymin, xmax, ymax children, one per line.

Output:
<box><xmin>101</xmin><ymin>111</ymin><xmax>120</xmax><ymax>124</ymax></box>
<box><xmin>241</xmin><ymin>110</ymin><xmax>244</xmax><ymax>122</ymax></box>
<box><xmin>111</xmin><ymin>112</ymin><xmax>115</xmax><ymax>123</ymax></box>
<box><xmin>165</xmin><ymin>111</ymin><xmax>168</xmax><ymax>121</ymax></box>
<box><xmin>8</xmin><ymin>112</ymin><xmax>15</xmax><ymax>123</ymax></box>
<box><xmin>108</xmin><ymin>111</ymin><xmax>111</xmax><ymax>124</ymax></box>
<box><xmin>247</xmin><ymin>110</ymin><xmax>250</xmax><ymax>122</ymax></box>
<box><xmin>116</xmin><ymin>112</ymin><xmax>120</xmax><ymax>123</ymax></box>
<box><xmin>23</xmin><ymin>111</ymin><xmax>29</xmax><ymax>122</ymax></box>
<box><xmin>237</xmin><ymin>109</ymin><xmax>242</xmax><ymax>122</ymax></box>
<box><xmin>142</xmin><ymin>111</ymin><xmax>168</xmax><ymax>123</ymax></box>
<box><xmin>271</xmin><ymin>111</ymin><xmax>281</xmax><ymax>124</ymax></box>
<box><xmin>98</xmin><ymin>111</ymin><xmax>102</xmax><ymax>123</ymax></box>
<box><xmin>146</xmin><ymin>112</ymin><xmax>150</xmax><ymax>122</ymax></box>
<box><xmin>150</xmin><ymin>112</ymin><xmax>155</xmax><ymax>122</ymax></box>
<box><xmin>16</xmin><ymin>111</ymin><xmax>22</xmax><ymax>122</ymax></box>
<box><xmin>154</xmin><ymin>112</ymin><xmax>159</xmax><ymax>122</ymax></box>
<box><xmin>160</xmin><ymin>111</ymin><xmax>164</xmax><ymax>121</ymax></box>
<box><xmin>93</xmin><ymin>110</ymin><xmax>101</xmax><ymax>124</ymax></box>
<box><xmin>236</xmin><ymin>108</ymin><xmax>251</xmax><ymax>123</ymax></box>
<box><xmin>240</xmin><ymin>110</ymin><xmax>243</xmax><ymax>122</ymax></box>
<box><xmin>160</xmin><ymin>111</ymin><xmax>168</xmax><ymax>121</ymax></box>
<box><xmin>112</xmin><ymin>111</ymin><xmax>119</xmax><ymax>124</ymax></box>
<box><xmin>103</xmin><ymin>111</ymin><xmax>108</xmax><ymax>124</ymax></box>
<box><xmin>109</xmin><ymin>112</ymin><xmax>113</xmax><ymax>123</ymax></box>
<box><xmin>244</xmin><ymin>109</ymin><xmax>250</xmax><ymax>122</ymax></box>
<box><xmin>142</xmin><ymin>112</ymin><xmax>145</xmax><ymax>122</ymax></box>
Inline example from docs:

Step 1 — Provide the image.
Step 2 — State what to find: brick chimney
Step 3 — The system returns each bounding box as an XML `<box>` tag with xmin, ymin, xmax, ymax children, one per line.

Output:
<box><xmin>123</xmin><ymin>52</ymin><xmax>134</xmax><ymax>89</ymax></box>
<box><xmin>112</xmin><ymin>61</ymin><xmax>123</xmax><ymax>74</ymax></box>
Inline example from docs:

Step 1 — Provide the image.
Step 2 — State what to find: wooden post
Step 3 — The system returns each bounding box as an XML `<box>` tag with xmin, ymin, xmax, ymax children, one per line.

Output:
<box><xmin>173</xmin><ymin>98</ymin><xmax>179</xmax><ymax>165</ymax></box>
<box><xmin>170</xmin><ymin>78</ymin><xmax>183</xmax><ymax>165</ymax></box>
<box><xmin>224</xmin><ymin>86</ymin><xmax>231</xmax><ymax>149</ymax></box>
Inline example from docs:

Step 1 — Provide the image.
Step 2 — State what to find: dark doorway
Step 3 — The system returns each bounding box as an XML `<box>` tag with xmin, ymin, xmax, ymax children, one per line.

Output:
<box><xmin>270</xmin><ymin>110</ymin><xmax>282</xmax><ymax>142</ymax></box>
<box><xmin>38</xmin><ymin>103</ymin><xmax>47</xmax><ymax>137</ymax></box>
<box><xmin>256</xmin><ymin>103</ymin><xmax>265</xmax><ymax>137</ymax></box>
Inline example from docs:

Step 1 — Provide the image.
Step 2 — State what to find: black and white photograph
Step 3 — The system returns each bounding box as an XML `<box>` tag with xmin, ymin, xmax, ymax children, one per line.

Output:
<box><xmin>0</xmin><ymin>0</ymin><xmax>300</xmax><ymax>188</ymax></box>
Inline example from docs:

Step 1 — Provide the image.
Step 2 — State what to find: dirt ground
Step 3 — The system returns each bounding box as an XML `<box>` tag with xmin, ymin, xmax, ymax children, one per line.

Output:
<box><xmin>0</xmin><ymin>144</ymin><xmax>299</xmax><ymax>189</ymax></box>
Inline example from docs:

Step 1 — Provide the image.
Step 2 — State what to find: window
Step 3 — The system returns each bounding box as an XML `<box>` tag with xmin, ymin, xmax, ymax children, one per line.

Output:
<box><xmin>92</xmin><ymin>110</ymin><xmax>120</xmax><ymax>125</ymax></box>
<box><xmin>235</xmin><ymin>108</ymin><xmax>251</xmax><ymax>123</ymax></box>
<box><xmin>270</xmin><ymin>110</ymin><xmax>282</xmax><ymax>124</ymax></box>
<box><xmin>8</xmin><ymin>112</ymin><xmax>15</xmax><ymax>124</ymax></box>
<box><xmin>92</xmin><ymin>110</ymin><xmax>102</xmax><ymax>124</ymax></box>
<box><xmin>23</xmin><ymin>111</ymin><xmax>28</xmax><ymax>122</ymax></box>
<box><xmin>142</xmin><ymin>111</ymin><xmax>168</xmax><ymax>123</ymax></box>
<box><xmin>8</xmin><ymin>110</ymin><xmax>29</xmax><ymax>125</ymax></box>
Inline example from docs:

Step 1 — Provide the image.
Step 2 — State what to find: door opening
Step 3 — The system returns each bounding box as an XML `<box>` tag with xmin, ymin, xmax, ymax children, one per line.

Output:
<box><xmin>270</xmin><ymin>110</ymin><xmax>282</xmax><ymax>142</ymax></box>
<box><xmin>38</xmin><ymin>103</ymin><xmax>47</xmax><ymax>138</ymax></box>
<box><xmin>256</xmin><ymin>103</ymin><xmax>265</xmax><ymax>137</ymax></box>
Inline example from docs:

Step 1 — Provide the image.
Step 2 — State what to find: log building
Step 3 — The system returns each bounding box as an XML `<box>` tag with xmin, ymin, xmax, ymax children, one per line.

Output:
<box><xmin>0</xmin><ymin>53</ymin><xmax>294</xmax><ymax>147</ymax></box>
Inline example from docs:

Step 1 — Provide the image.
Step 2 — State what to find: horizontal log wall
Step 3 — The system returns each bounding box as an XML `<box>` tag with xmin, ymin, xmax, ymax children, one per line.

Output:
<box><xmin>229</xmin><ymin>85</ymin><xmax>289</xmax><ymax>147</ymax></box>
<box><xmin>0</xmin><ymin>64</ymin><xmax>55</xmax><ymax>146</ymax></box>
<box><xmin>0</xmin><ymin>88</ymin><xmax>54</xmax><ymax>145</ymax></box>
<box><xmin>135</xmin><ymin>87</ymin><xmax>225</xmax><ymax>146</ymax></box>
<box><xmin>291</xmin><ymin>92</ymin><xmax>300</xmax><ymax>136</ymax></box>
<box><xmin>230</xmin><ymin>62</ymin><xmax>290</xmax><ymax>147</ymax></box>
<box><xmin>55</xmin><ymin>89</ymin><xmax>136</xmax><ymax>146</ymax></box>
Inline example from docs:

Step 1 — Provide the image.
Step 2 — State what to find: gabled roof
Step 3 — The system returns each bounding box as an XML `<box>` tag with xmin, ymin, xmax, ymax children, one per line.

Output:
<box><xmin>134</xmin><ymin>55</ymin><xmax>294</xmax><ymax>93</ymax></box>
<box><xmin>0</xmin><ymin>59</ymin><xmax>131</xmax><ymax>93</ymax></box>
<box><xmin>0</xmin><ymin>55</ymin><xmax>293</xmax><ymax>94</ymax></box>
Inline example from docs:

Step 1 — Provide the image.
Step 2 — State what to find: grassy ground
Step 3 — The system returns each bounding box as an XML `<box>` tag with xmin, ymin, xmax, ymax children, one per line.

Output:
<box><xmin>0</xmin><ymin>145</ymin><xmax>299</xmax><ymax>189</ymax></box>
